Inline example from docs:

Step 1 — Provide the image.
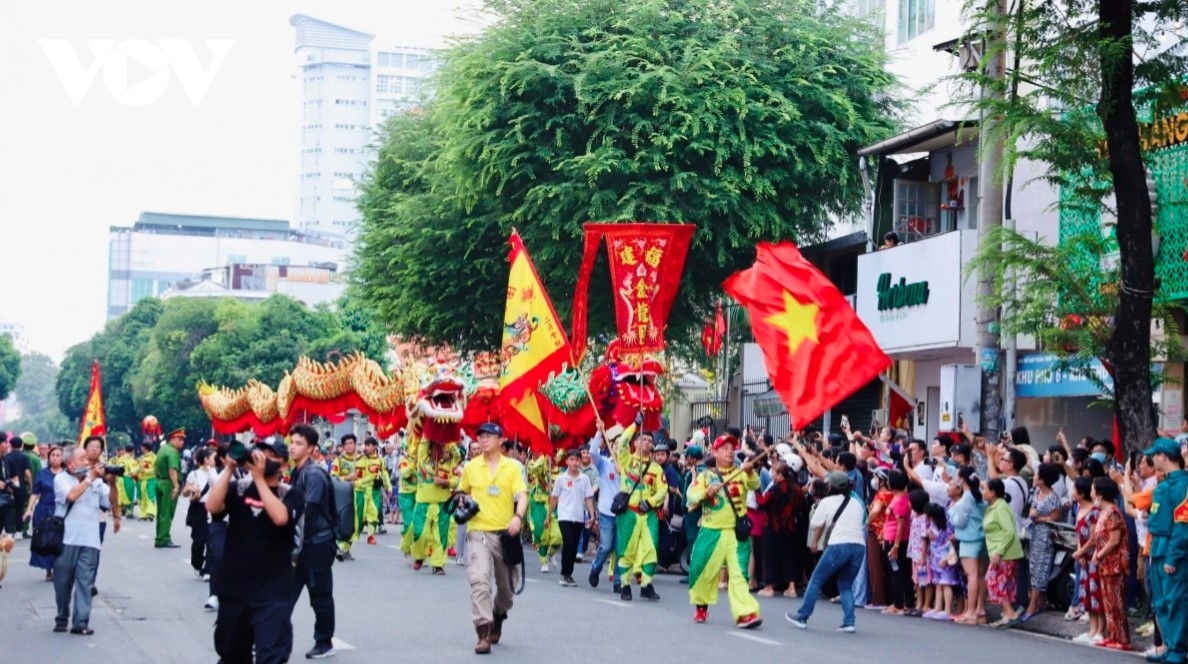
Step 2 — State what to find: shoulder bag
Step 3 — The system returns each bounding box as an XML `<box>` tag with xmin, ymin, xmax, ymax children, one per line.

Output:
<box><xmin>610</xmin><ymin>461</ymin><xmax>652</xmax><ymax>515</ymax></box>
<box><xmin>31</xmin><ymin>497</ymin><xmax>74</xmax><ymax>558</ymax></box>
<box><xmin>712</xmin><ymin>467</ymin><xmax>753</xmax><ymax>542</ymax></box>
<box><xmin>819</xmin><ymin>493</ymin><xmax>853</xmax><ymax>550</ymax></box>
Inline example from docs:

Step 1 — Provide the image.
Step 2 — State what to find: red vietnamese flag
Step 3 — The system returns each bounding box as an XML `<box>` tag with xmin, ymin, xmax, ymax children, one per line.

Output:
<box><xmin>723</xmin><ymin>243</ymin><xmax>891</xmax><ymax>429</ymax></box>
<box><xmin>701</xmin><ymin>300</ymin><xmax>726</xmax><ymax>357</ymax></box>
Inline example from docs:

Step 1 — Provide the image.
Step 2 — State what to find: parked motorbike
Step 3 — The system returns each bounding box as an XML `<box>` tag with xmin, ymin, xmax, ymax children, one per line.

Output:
<box><xmin>1046</xmin><ymin>521</ymin><xmax>1078</xmax><ymax>611</ymax></box>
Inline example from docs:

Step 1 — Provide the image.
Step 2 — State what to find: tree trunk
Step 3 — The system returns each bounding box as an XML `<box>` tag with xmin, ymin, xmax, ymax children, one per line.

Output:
<box><xmin>1099</xmin><ymin>0</ymin><xmax>1156</xmax><ymax>454</ymax></box>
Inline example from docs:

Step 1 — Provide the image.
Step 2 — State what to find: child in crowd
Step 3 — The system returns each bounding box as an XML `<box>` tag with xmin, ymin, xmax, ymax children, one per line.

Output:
<box><xmin>907</xmin><ymin>490</ymin><xmax>932</xmax><ymax>617</ymax></box>
<box><xmin>925</xmin><ymin>503</ymin><xmax>959</xmax><ymax>619</ymax></box>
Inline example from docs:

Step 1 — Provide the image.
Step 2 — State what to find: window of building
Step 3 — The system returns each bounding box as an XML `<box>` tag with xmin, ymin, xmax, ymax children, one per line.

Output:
<box><xmin>130</xmin><ymin>278</ymin><xmax>154</xmax><ymax>302</ymax></box>
<box><xmin>377</xmin><ymin>51</ymin><xmax>401</xmax><ymax>68</ymax></box>
<box><xmin>272</xmin><ymin>256</ymin><xmax>291</xmax><ymax>266</ymax></box>
<box><xmin>891</xmin><ymin>179</ymin><xmax>941</xmax><ymax>242</ymax></box>
<box><xmin>858</xmin><ymin>0</ymin><xmax>885</xmax><ymax>17</ymax></box>
<box><xmin>227</xmin><ymin>254</ymin><xmax>246</xmax><ymax>265</ymax></box>
<box><xmin>334</xmin><ymin>147</ymin><xmax>356</xmax><ymax>154</ymax></box>
<box><xmin>897</xmin><ymin>0</ymin><xmax>935</xmax><ymax>43</ymax></box>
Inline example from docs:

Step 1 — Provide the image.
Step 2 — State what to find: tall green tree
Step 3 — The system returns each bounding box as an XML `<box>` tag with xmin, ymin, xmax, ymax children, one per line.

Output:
<box><xmin>0</xmin><ymin>334</ymin><xmax>20</xmax><ymax>402</ymax></box>
<box><xmin>7</xmin><ymin>352</ymin><xmax>71</xmax><ymax>441</ymax></box>
<box><xmin>56</xmin><ymin>298</ymin><xmax>164</xmax><ymax>438</ymax></box>
<box><xmin>354</xmin><ymin>0</ymin><xmax>899</xmax><ymax>354</ymax></box>
<box><xmin>954</xmin><ymin>0</ymin><xmax>1188</xmax><ymax>452</ymax></box>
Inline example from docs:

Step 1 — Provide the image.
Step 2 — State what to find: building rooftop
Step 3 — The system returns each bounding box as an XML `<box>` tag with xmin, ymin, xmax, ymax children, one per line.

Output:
<box><xmin>290</xmin><ymin>14</ymin><xmax>375</xmax><ymax>51</ymax></box>
<box><xmin>130</xmin><ymin>211</ymin><xmax>291</xmax><ymax>233</ymax></box>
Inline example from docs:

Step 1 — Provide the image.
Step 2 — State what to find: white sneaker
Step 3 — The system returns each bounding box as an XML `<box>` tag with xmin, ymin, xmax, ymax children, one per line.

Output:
<box><xmin>202</xmin><ymin>574</ymin><xmax>210</xmax><ymax>582</ymax></box>
<box><xmin>204</xmin><ymin>596</ymin><xmax>219</xmax><ymax>611</ymax></box>
<box><xmin>837</xmin><ymin>625</ymin><xmax>856</xmax><ymax>633</ymax></box>
<box><xmin>541</xmin><ymin>563</ymin><xmax>550</xmax><ymax>573</ymax></box>
<box><xmin>1089</xmin><ymin>634</ymin><xmax>1104</xmax><ymax>645</ymax></box>
<box><xmin>1073</xmin><ymin>633</ymin><xmax>1092</xmax><ymax>644</ymax></box>
<box><xmin>1078</xmin><ymin>613</ymin><xmax>1090</xmax><ymax>624</ymax></box>
<box><xmin>576</xmin><ymin>554</ymin><xmax>584</xmax><ymax>563</ymax></box>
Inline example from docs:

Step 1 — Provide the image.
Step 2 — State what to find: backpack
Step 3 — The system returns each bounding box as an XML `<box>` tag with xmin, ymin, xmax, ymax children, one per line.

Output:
<box><xmin>330</xmin><ymin>476</ymin><xmax>355</xmax><ymax>543</ymax></box>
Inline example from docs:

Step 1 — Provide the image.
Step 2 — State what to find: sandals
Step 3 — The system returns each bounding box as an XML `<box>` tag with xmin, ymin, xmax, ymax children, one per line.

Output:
<box><xmin>990</xmin><ymin>617</ymin><xmax>1021</xmax><ymax>629</ymax></box>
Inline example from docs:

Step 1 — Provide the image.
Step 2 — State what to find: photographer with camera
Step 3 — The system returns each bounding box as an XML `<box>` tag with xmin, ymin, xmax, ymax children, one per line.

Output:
<box><xmin>287</xmin><ymin>425</ymin><xmax>338</xmax><ymax>660</ymax></box>
<box><xmin>458</xmin><ymin>422</ymin><xmax>528</xmax><ymax>654</ymax></box>
<box><xmin>52</xmin><ymin>444</ymin><xmax>111</xmax><ymax>635</ymax></box>
<box><xmin>207</xmin><ymin>438</ymin><xmax>305</xmax><ymax>664</ymax></box>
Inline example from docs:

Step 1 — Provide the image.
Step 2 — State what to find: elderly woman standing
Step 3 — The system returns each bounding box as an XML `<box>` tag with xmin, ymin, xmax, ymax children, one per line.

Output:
<box><xmin>1023</xmin><ymin>463</ymin><xmax>1065</xmax><ymax>620</ymax></box>
<box><xmin>983</xmin><ymin>478</ymin><xmax>1023</xmax><ymax>627</ymax></box>
<box><xmin>1092</xmin><ymin>478</ymin><xmax>1131</xmax><ymax>650</ymax></box>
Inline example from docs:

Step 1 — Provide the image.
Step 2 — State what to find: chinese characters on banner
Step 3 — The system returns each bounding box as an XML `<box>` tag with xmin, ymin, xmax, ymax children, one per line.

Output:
<box><xmin>572</xmin><ymin>223</ymin><xmax>696</xmax><ymax>359</ymax></box>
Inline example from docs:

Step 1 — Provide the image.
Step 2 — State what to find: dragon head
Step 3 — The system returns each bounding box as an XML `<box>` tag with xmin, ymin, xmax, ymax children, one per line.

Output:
<box><xmin>586</xmin><ymin>339</ymin><xmax>665</xmax><ymax>432</ymax></box>
<box><xmin>411</xmin><ymin>359</ymin><xmax>467</xmax><ymax>443</ymax></box>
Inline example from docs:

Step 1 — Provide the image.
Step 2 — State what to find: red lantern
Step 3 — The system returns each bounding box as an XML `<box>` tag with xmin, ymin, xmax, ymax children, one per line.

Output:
<box><xmin>142</xmin><ymin>415</ymin><xmax>162</xmax><ymax>437</ymax></box>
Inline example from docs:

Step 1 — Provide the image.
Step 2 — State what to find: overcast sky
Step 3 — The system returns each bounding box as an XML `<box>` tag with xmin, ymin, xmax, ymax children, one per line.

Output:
<box><xmin>0</xmin><ymin>1</ymin><xmax>482</xmax><ymax>362</ymax></box>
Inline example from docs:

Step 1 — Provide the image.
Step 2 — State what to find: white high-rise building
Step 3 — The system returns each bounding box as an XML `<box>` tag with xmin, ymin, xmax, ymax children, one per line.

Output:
<box><xmin>290</xmin><ymin>14</ymin><xmax>439</xmax><ymax>240</ymax></box>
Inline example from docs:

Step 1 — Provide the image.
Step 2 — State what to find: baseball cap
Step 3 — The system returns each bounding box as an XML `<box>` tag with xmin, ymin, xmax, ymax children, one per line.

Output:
<box><xmin>1142</xmin><ymin>437</ymin><xmax>1180</xmax><ymax>458</ymax></box>
<box><xmin>827</xmin><ymin>470</ymin><xmax>852</xmax><ymax>492</ymax></box>
<box><xmin>476</xmin><ymin>422</ymin><xmax>504</xmax><ymax>437</ymax></box>
<box><xmin>255</xmin><ymin>439</ymin><xmax>290</xmax><ymax>462</ymax></box>
<box><xmin>712</xmin><ymin>434</ymin><xmax>738</xmax><ymax>450</ymax></box>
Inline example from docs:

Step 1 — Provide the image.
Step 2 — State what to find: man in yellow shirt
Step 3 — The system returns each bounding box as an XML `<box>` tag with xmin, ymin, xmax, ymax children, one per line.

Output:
<box><xmin>686</xmin><ymin>433</ymin><xmax>762</xmax><ymax>628</ymax></box>
<box><xmin>458</xmin><ymin>422</ymin><xmax>527</xmax><ymax>655</ymax></box>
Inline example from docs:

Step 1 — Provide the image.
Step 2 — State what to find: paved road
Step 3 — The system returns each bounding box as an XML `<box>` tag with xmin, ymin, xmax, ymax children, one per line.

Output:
<box><xmin>0</xmin><ymin>517</ymin><xmax>1138</xmax><ymax>663</ymax></box>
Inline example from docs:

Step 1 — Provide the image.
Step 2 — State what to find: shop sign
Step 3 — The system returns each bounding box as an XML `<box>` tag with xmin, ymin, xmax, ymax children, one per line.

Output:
<box><xmin>856</xmin><ymin>230</ymin><xmax>969</xmax><ymax>352</ymax></box>
<box><xmin>1015</xmin><ymin>353</ymin><xmax>1112</xmax><ymax>398</ymax></box>
<box><xmin>876</xmin><ymin>273</ymin><xmax>930</xmax><ymax>311</ymax></box>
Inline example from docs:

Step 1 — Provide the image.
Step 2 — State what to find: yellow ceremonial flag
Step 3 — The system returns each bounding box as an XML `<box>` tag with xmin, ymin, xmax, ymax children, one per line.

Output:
<box><xmin>498</xmin><ymin>230</ymin><xmax>573</xmax><ymax>399</ymax></box>
<box><xmin>78</xmin><ymin>360</ymin><xmax>107</xmax><ymax>443</ymax></box>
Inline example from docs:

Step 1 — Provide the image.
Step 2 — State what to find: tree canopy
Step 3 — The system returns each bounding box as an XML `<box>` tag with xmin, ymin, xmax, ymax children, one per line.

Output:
<box><xmin>354</xmin><ymin>0</ymin><xmax>900</xmax><ymax>354</ymax></box>
<box><xmin>0</xmin><ymin>333</ymin><xmax>20</xmax><ymax>402</ymax></box>
<box><xmin>56</xmin><ymin>291</ymin><xmax>389</xmax><ymax>444</ymax></box>
<box><xmin>5</xmin><ymin>352</ymin><xmax>71</xmax><ymax>441</ymax></box>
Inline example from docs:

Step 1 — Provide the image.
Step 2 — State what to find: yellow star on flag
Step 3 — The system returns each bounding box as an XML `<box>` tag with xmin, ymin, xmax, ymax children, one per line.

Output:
<box><xmin>765</xmin><ymin>291</ymin><xmax>820</xmax><ymax>354</ymax></box>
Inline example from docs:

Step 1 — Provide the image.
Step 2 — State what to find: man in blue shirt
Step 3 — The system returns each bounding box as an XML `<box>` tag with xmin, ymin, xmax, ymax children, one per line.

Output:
<box><xmin>587</xmin><ymin>429</ymin><xmax>624</xmax><ymax>591</ymax></box>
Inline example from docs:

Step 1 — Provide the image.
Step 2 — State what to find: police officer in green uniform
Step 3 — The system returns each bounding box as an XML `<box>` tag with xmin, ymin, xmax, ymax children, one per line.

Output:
<box><xmin>154</xmin><ymin>428</ymin><xmax>185</xmax><ymax>548</ymax></box>
<box><xmin>1146</xmin><ymin>437</ymin><xmax>1188</xmax><ymax>664</ymax></box>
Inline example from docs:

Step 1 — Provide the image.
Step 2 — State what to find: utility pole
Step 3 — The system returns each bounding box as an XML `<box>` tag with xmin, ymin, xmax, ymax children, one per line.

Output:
<box><xmin>974</xmin><ymin>0</ymin><xmax>1007</xmax><ymax>439</ymax></box>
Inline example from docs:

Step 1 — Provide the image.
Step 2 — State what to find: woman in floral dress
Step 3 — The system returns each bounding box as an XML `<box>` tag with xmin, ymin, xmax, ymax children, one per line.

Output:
<box><xmin>1091</xmin><ymin>478</ymin><xmax>1130</xmax><ymax>651</ymax></box>
<box><xmin>1071</xmin><ymin>476</ymin><xmax>1103</xmax><ymax>644</ymax></box>
<box><xmin>1023</xmin><ymin>463</ymin><xmax>1065</xmax><ymax>620</ymax></box>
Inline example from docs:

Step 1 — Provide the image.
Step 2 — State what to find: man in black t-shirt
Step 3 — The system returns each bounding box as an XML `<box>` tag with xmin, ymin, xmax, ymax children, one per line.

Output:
<box><xmin>4</xmin><ymin>435</ymin><xmax>33</xmax><ymax>537</ymax></box>
<box><xmin>287</xmin><ymin>424</ymin><xmax>337</xmax><ymax>660</ymax></box>
<box><xmin>206</xmin><ymin>439</ymin><xmax>304</xmax><ymax>664</ymax></box>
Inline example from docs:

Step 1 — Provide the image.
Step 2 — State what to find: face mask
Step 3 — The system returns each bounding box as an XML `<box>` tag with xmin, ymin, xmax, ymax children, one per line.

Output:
<box><xmin>1091</xmin><ymin>452</ymin><xmax>1107</xmax><ymax>464</ymax></box>
<box><xmin>264</xmin><ymin>460</ymin><xmax>283</xmax><ymax>477</ymax></box>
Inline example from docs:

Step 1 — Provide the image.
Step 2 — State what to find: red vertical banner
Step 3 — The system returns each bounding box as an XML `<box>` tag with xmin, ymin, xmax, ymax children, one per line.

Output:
<box><xmin>571</xmin><ymin>223</ymin><xmax>696</xmax><ymax>357</ymax></box>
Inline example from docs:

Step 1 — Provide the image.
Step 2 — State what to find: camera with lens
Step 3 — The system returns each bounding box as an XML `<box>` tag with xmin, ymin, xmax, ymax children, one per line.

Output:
<box><xmin>226</xmin><ymin>441</ymin><xmax>250</xmax><ymax>464</ymax></box>
<box><xmin>104</xmin><ymin>464</ymin><xmax>125</xmax><ymax>477</ymax></box>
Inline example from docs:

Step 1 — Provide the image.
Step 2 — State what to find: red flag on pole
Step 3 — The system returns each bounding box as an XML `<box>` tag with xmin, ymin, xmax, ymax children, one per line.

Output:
<box><xmin>723</xmin><ymin>242</ymin><xmax>891</xmax><ymax>429</ymax></box>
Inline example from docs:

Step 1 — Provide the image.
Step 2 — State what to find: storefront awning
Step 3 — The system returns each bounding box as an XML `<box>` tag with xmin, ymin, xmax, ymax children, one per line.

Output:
<box><xmin>858</xmin><ymin>119</ymin><xmax>980</xmax><ymax>157</ymax></box>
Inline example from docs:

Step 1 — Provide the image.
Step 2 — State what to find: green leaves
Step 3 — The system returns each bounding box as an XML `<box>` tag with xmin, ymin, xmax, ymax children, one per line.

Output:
<box><xmin>55</xmin><ymin>292</ymin><xmax>390</xmax><ymax>439</ymax></box>
<box><xmin>0</xmin><ymin>334</ymin><xmax>21</xmax><ymax>403</ymax></box>
<box><xmin>353</xmin><ymin>0</ymin><xmax>900</xmax><ymax>355</ymax></box>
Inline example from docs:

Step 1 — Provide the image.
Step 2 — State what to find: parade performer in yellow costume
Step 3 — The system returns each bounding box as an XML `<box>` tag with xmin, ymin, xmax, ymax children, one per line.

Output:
<box><xmin>331</xmin><ymin>434</ymin><xmax>363</xmax><ymax>561</ymax></box>
<box><xmin>409</xmin><ymin>425</ymin><xmax>461</xmax><ymax>573</ymax></box>
<box><xmin>614</xmin><ymin>424</ymin><xmax>667</xmax><ymax>601</ymax></box>
<box><xmin>358</xmin><ymin>438</ymin><xmax>391</xmax><ymax>546</ymax></box>
<box><xmin>527</xmin><ymin>453</ymin><xmax>562</xmax><ymax>572</ymax></box>
<box><xmin>135</xmin><ymin>441</ymin><xmax>157</xmax><ymax>520</ymax></box>
<box><xmin>397</xmin><ymin>450</ymin><xmax>418</xmax><ymax>556</ymax></box>
<box><xmin>686</xmin><ymin>434</ymin><xmax>763</xmax><ymax>629</ymax></box>
<box><xmin>114</xmin><ymin>445</ymin><xmax>138</xmax><ymax>517</ymax></box>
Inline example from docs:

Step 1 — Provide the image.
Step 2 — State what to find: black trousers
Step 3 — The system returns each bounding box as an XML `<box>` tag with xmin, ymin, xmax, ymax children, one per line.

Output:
<box><xmin>882</xmin><ymin>542</ymin><xmax>913</xmax><ymax>610</ymax></box>
<box><xmin>207</xmin><ymin>520</ymin><xmax>227</xmax><ymax>598</ymax></box>
<box><xmin>14</xmin><ymin>489</ymin><xmax>29</xmax><ymax>535</ymax></box>
<box><xmin>214</xmin><ymin>598</ymin><xmax>293</xmax><ymax>664</ymax></box>
<box><xmin>559</xmin><ymin>521</ymin><xmax>583</xmax><ymax>577</ymax></box>
<box><xmin>762</xmin><ymin>528</ymin><xmax>801</xmax><ymax>591</ymax></box>
<box><xmin>0</xmin><ymin>496</ymin><xmax>14</xmax><ymax>535</ymax></box>
<box><xmin>291</xmin><ymin>539</ymin><xmax>336</xmax><ymax>648</ymax></box>
<box><xmin>188</xmin><ymin>502</ymin><xmax>209</xmax><ymax>573</ymax></box>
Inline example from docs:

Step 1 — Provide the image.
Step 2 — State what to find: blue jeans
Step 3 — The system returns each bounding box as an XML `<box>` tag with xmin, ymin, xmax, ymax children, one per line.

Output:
<box><xmin>796</xmin><ymin>543</ymin><xmax>865</xmax><ymax>627</ymax></box>
<box><xmin>590</xmin><ymin>512</ymin><xmax>620</xmax><ymax>584</ymax></box>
